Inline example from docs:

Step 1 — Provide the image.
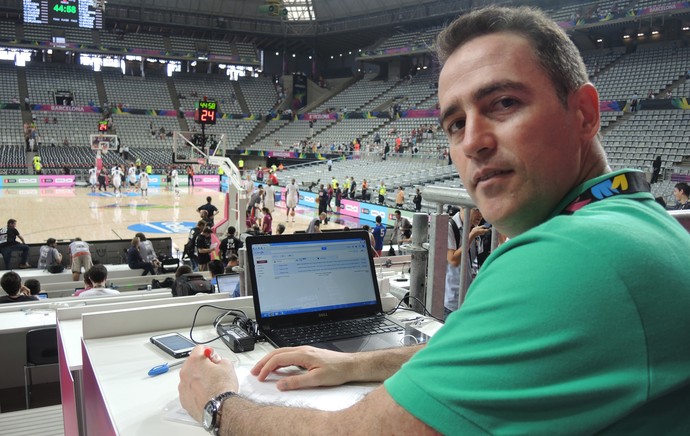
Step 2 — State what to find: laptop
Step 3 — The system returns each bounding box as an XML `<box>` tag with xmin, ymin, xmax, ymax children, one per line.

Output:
<box><xmin>245</xmin><ymin>230</ymin><xmax>405</xmax><ymax>352</ymax></box>
<box><xmin>216</xmin><ymin>273</ymin><xmax>241</xmax><ymax>296</ymax></box>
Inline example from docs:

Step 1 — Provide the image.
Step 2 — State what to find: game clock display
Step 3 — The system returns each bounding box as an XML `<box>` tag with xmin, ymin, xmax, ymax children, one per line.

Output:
<box><xmin>23</xmin><ymin>0</ymin><xmax>102</xmax><ymax>29</ymax></box>
<box><xmin>196</xmin><ymin>100</ymin><xmax>218</xmax><ymax>125</ymax></box>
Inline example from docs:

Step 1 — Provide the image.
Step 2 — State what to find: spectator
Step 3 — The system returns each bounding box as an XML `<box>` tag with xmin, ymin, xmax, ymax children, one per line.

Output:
<box><xmin>38</xmin><ymin>237</ymin><xmax>64</xmax><ymax>273</ymax></box>
<box><xmin>219</xmin><ymin>226</ymin><xmax>243</xmax><ymax>267</ymax></box>
<box><xmin>372</xmin><ymin>215</ymin><xmax>386</xmax><ymax>256</ymax></box>
<box><xmin>0</xmin><ymin>271</ymin><xmax>37</xmax><ymax>303</ymax></box>
<box><xmin>208</xmin><ymin>260</ymin><xmax>225</xmax><ymax>290</ymax></box>
<box><xmin>306</xmin><ymin>218</ymin><xmax>321</xmax><ymax>233</ymax></box>
<box><xmin>651</xmin><ymin>156</ymin><xmax>662</xmax><ymax>184</ymax></box>
<box><xmin>77</xmin><ymin>265</ymin><xmax>119</xmax><ymax>297</ymax></box>
<box><xmin>23</xmin><ymin>278</ymin><xmax>42</xmax><ymax>297</ymax></box>
<box><xmin>68</xmin><ymin>237</ymin><xmax>93</xmax><ymax>281</ymax></box>
<box><xmin>412</xmin><ymin>188</ymin><xmax>422</xmax><ymax>212</ymax></box>
<box><xmin>135</xmin><ymin>233</ymin><xmax>161</xmax><ymax>272</ymax></box>
<box><xmin>0</xmin><ymin>219</ymin><xmax>31</xmax><ymax>270</ymax></box>
<box><xmin>126</xmin><ymin>237</ymin><xmax>156</xmax><ymax>276</ymax></box>
<box><xmin>73</xmin><ymin>268</ymin><xmax>94</xmax><ymax>296</ymax></box>
<box><xmin>195</xmin><ymin>228</ymin><xmax>215</xmax><ymax>271</ymax></box>
<box><xmin>395</xmin><ymin>186</ymin><xmax>405</xmax><ymax>208</ymax></box>
<box><xmin>672</xmin><ymin>182</ymin><xmax>690</xmax><ymax>209</ymax></box>
<box><xmin>276</xmin><ymin>223</ymin><xmax>286</xmax><ymax>235</ymax></box>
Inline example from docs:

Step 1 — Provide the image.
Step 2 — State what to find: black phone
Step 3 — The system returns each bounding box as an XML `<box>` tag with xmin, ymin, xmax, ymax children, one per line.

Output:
<box><xmin>150</xmin><ymin>332</ymin><xmax>196</xmax><ymax>358</ymax></box>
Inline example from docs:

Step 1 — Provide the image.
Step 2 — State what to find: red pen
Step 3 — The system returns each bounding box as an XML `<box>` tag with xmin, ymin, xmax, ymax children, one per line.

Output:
<box><xmin>204</xmin><ymin>347</ymin><xmax>221</xmax><ymax>363</ymax></box>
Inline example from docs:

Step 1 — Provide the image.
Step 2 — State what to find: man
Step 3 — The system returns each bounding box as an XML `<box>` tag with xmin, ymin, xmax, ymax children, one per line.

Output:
<box><xmin>0</xmin><ymin>272</ymin><xmax>37</xmax><ymax>303</ymax></box>
<box><xmin>184</xmin><ymin>220</ymin><xmax>205</xmax><ymax>272</ymax></box>
<box><xmin>38</xmin><ymin>237</ymin><xmax>63</xmax><ymax>273</ymax></box>
<box><xmin>285</xmin><ymin>178</ymin><xmax>299</xmax><ymax>222</ymax></box>
<box><xmin>197</xmin><ymin>196</ymin><xmax>219</xmax><ymax>228</ymax></box>
<box><xmin>672</xmin><ymin>182</ymin><xmax>690</xmax><ymax>209</ymax></box>
<box><xmin>372</xmin><ymin>215</ymin><xmax>386</xmax><ymax>257</ymax></box>
<box><xmin>377</xmin><ymin>181</ymin><xmax>386</xmax><ymax>205</ymax></box>
<box><xmin>219</xmin><ymin>226</ymin><xmax>243</xmax><ymax>267</ymax></box>
<box><xmin>0</xmin><ymin>219</ymin><xmax>31</xmax><ymax>270</ymax></box>
<box><xmin>395</xmin><ymin>186</ymin><xmax>405</xmax><ymax>208</ymax></box>
<box><xmin>444</xmin><ymin>207</ymin><xmax>490</xmax><ymax>318</ymax></box>
<box><xmin>392</xmin><ymin>210</ymin><xmax>412</xmax><ymax>252</ymax></box>
<box><xmin>195</xmin><ymin>227</ymin><xmax>215</xmax><ymax>272</ymax></box>
<box><xmin>263</xmin><ymin>180</ymin><xmax>276</xmax><ymax>214</ymax></box>
<box><xmin>179</xmin><ymin>7</ymin><xmax>690</xmax><ymax>434</ymax></box>
<box><xmin>171</xmin><ymin>166</ymin><xmax>180</xmax><ymax>194</ymax></box>
<box><xmin>68</xmin><ymin>237</ymin><xmax>93</xmax><ymax>281</ymax></box>
<box><xmin>77</xmin><ymin>265</ymin><xmax>119</xmax><ymax>297</ymax></box>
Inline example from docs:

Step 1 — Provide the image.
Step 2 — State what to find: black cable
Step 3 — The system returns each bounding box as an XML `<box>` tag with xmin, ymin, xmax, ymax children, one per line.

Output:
<box><xmin>188</xmin><ymin>304</ymin><xmax>253</xmax><ymax>344</ymax></box>
<box><xmin>385</xmin><ymin>295</ymin><xmax>444</xmax><ymax>324</ymax></box>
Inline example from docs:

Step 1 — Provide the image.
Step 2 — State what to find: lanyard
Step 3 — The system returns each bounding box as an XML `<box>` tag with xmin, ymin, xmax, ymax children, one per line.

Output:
<box><xmin>561</xmin><ymin>171</ymin><xmax>650</xmax><ymax>215</ymax></box>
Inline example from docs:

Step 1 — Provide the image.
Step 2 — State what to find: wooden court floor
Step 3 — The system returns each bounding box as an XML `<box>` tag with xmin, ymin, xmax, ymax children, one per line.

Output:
<box><xmin>0</xmin><ymin>185</ymin><xmax>344</xmax><ymax>254</ymax></box>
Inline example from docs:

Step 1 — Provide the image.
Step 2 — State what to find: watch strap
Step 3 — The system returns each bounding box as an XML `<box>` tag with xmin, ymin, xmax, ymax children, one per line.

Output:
<box><xmin>210</xmin><ymin>391</ymin><xmax>236</xmax><ymax>435</ymax></box>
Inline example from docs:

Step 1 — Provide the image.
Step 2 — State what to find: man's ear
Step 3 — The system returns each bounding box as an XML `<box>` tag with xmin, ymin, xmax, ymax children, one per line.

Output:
<box><xmin>573</xmin><ymin>83</ymin><xmax>600</xmax><ymax>140</ymax></box>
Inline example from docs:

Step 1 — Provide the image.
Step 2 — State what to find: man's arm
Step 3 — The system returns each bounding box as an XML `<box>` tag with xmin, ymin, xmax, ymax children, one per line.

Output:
<box><xmin>179</xmin><ymin>345</ymin><xmax>433</xmax><ymax>436</ymax></box>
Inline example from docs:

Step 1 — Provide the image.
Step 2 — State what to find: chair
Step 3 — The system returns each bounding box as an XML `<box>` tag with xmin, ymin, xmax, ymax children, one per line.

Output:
<box><xmin>24</xmin><ymin>327</ymin><xmax>59</xmax><ymax>409</ymax></box>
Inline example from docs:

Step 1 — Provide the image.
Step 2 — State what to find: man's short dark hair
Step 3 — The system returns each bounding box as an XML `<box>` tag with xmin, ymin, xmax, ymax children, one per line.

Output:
<box><xmin>7</xmin><ymin>218</ymin><xmax>16</xmax><ymax>226</ymax></box>
<box><xmin>227</xmin><ymin>226</ymin><xmax>236</xmax><ymax>236</ymax></box>
<box><xmin>175</xmin><ymin>265</ymin><xmax>193</xmax><ymax>278</ymax></box>
<box><xmin>376</xmin><ymin>216</ymin><xmax>382</xmax><ymax>223</ymax></box>
<box><xmin>435</xmin><ymin>6</ymin><xmax>588</xmax><ymax>106</ymax></box>
<box><xmin>1</xmin><ymin>272</ymin><xmax>22</xmax><ymax>296</ymax></box>
<box><xmin>88</xmin><ymin>264</ymin><xmax>108</xmax><ymax>284</ymax></box>
<box><xmin>227</xmin><ymin>254</ymin><xmax>239</xmax><ymax>264</ymax></box>
<box><xmin>24</xmin><ymin>279</ymin><xmax>41</xmax><ymax>295</ymax></box>
<box><xmin>206</xmin><ymin>196</ymin><xmax>212</xmax><ymax>203</ymax></box>
<box><xmin>208</xmin><ymin>260</ymin><xmax>224</xmax><ymax>277</ymax></box>
<box><xmin>675</xmin><ymin>182</ymin><xmax>690</xmax><ymax>196</ymax></box>
<box><xmin>47</xmin><ymin>237</ymin><xmax>56</xmax><ymax>245</ymax></box>
<box><xmin>394</xmin><ymin>210</ymin><xmax>401</xmax><ymax>216</ymax></box>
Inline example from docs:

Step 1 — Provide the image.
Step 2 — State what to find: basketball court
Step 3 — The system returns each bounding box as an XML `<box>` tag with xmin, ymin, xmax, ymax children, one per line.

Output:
<box><xmin>0</xmin><ymin>183</ymin><xmax>347</xmax><ymax>254</ymax></box>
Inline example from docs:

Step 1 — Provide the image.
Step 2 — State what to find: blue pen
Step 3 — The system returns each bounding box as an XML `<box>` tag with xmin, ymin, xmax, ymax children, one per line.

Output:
<box><xmin>148</xmin><ymin>360</ymin><xmax>185</xmax><ymax>377</ymax></box>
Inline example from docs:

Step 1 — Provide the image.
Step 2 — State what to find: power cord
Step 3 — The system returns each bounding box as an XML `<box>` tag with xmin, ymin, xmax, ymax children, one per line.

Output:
<box><xmin>385</xmin><ymin>295</ymin><xmax>444</xmax><ymax>324</ymax></box>
<box><xmin>188</xmin><ymin>304</ymin><xmax>263</xmax><ymax>345</ymax></box>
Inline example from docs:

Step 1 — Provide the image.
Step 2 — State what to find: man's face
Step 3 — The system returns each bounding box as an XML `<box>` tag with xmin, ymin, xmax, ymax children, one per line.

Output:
<box><xmin>8</xmin><ymin>221</ymin><xmax>16</xmax><ymax>229</ymax></box>
<box><xmin>439</xmin><ymin>33</ymin><xmax>591</xmax><ymax>237</ymax></box>
<box><xmin>673</xmin><ymin>187</ymin><xmax>683</xmax><ymax>201</ymax></box>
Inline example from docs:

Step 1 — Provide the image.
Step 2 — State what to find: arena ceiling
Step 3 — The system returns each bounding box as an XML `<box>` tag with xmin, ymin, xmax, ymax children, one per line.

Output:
<box><xmin>101</xmin><ymin>0</ymin><xmax>474</xmax><ymax>55</ymax></box>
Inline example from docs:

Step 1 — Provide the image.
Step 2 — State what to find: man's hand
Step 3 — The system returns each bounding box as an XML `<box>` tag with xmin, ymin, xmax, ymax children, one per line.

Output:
<box><xmin>250</xmin><ymin>346</ymin><xmax>357</xmax><ymax>391</ymax></box>
<box><xmin>178</xmin><ymin>346</ymin><xmax>238</xmax><ymax>422</ymax></box>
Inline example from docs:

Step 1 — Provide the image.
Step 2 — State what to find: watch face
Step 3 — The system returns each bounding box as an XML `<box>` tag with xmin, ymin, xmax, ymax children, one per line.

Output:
<box><xmin>202</xmin><ymin>400</ymin><xmax>216</xmax><ymax>431</ymax></box>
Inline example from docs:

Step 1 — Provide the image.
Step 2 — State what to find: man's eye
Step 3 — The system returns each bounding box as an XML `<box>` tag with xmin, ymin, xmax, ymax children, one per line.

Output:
<box><xmin>497</xmin><ymin>98</ymin><xmax>517</xmax><ymax>109</ymax></box>
<box><xmin>448</xmin><ymin>119</ymin><xmax>465</xmax><ymax>134</ymax></box>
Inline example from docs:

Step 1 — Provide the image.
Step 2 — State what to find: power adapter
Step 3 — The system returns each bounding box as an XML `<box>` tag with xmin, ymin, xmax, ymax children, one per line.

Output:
<box><xmin>216</xmin><ymin>323</ymin><xmax>255</xmax><ymax>353</ymax></box>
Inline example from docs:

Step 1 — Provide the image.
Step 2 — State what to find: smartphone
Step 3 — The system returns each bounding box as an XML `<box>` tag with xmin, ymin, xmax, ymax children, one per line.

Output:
<box><xmin>150</xmin><ymin>333</ymin><xmax>196</xmax><ymax>358</ymax></box>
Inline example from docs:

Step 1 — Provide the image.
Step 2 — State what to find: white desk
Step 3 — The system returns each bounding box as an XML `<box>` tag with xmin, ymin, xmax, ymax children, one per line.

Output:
<box><xmin>55</xmin><ymin>293</ymin><xmax>236</xmax><ymax>436</ymax></box>
<box><xmin>80</xmin><ymin>297</ymin><xmax>440</xmax><ymax>435</ymax></box>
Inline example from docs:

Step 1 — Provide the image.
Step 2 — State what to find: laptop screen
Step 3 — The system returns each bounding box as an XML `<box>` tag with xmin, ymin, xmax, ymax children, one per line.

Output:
<box><xmin>248</xmin><ymin>232</ymin><xmax>380</xmax><ymax>321</ymax></box>
<box><xmin>216</xmin><ymin>273</ymin><xmax>240</xmax><ymax>295</ymax></box>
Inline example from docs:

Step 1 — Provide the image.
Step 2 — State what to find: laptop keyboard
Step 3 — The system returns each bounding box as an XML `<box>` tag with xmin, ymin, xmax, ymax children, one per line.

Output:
<box><xmin>273</xmin><ymin>316</ymin><xmax>403</xmax><ymax>346</ymax></box>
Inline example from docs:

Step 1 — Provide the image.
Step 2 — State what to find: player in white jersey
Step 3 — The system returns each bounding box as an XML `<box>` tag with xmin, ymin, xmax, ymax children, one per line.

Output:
<box><xmin>127</xmin><ymin>164</ymin><xmax>137</xmax><ymax>190</ymax></box>
<box><xmin>139</xmin><ymin>171</ymin><xmax>149</xmax><ymax>197</ymax></box>
<box><xmin>112</xmin><ymin>165</ymin><xmax>124</xmax><ymax>196</ymax></box>
<box><xmin>88</xmin><ymin>166</ymin><xmax>98</xmax><ymax>192</ymax></box>
<box><xmin>285</xmin><ymin>178</ymin><xmax>299</xmax><ymax>222</ymax></box>
<box><xmin>171</xmin><ymin>167</ymin><xmax>179</xmax><ymax>194</ymax></box>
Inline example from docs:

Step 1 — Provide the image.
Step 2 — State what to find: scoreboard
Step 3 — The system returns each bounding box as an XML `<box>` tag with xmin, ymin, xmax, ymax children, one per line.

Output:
<box><xmin>24</xmin><ymin>0</ymin><xmax>103</xmax><ymax>29</ymax></box>
<box><xmin>196</xmin><ymin>100</ymin><xmax>218</xmax><ymax>125</ymax></box>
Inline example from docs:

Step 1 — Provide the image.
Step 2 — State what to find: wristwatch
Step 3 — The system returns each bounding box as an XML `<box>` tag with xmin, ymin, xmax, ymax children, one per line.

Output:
<box><xmin>202</xmin><ymin>391</ymin><xmax>236</xmax><ymax>435</ymax></box>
